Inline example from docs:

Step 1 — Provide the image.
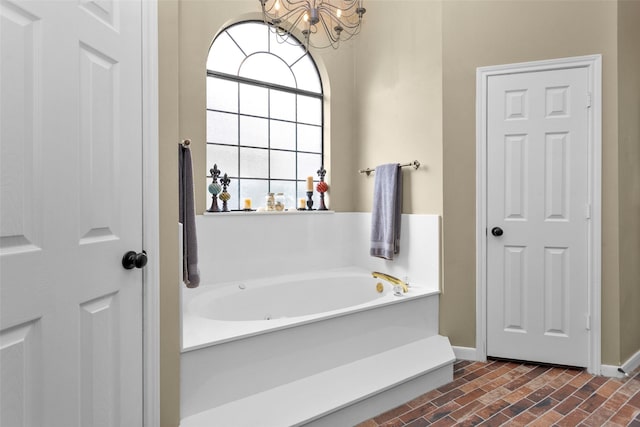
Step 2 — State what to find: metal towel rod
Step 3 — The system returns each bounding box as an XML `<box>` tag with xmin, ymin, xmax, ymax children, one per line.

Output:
<box><xmin>359</xmin><ymin>160</ymin><xmax>421</xmax><ymax>176</ymax></box>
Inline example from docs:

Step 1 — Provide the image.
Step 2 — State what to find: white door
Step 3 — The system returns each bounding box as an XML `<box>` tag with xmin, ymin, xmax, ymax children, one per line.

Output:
<box><xmin>1</xmin><ymin>1</ymin><xmax>144</xmax><ymax>425</ymax></box>
<box><xmin>486</xmin><ymin>66</ymin><xmax>590</xmax><ymax>367</ymax></box>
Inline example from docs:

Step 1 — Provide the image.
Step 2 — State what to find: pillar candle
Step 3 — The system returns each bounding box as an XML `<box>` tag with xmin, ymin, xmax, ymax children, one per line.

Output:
<box><xmin>243</xmin><ymin>198</ymin><xmax>252</xmax><ymax>210</ymax></box>
<box><xmin>306</xmin><ymin>176</ymin><xmax>313</xmax><ymax>191</ymax></box>
<box><xmin>298</xmin><ymin>198</ymin><xmax>306</xmax><ymax>209</ymax></box>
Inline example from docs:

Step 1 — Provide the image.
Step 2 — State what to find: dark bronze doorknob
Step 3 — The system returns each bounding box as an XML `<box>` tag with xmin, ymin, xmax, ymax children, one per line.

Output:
<box><xmin>491</xmin><ymin>227</ymin><xmax>504</xmax><ymax>237</ymax></box>
<box><xmin>122</xmin><ymin>251</ymin><xmax>148</xmax><ymax>270</ymax></box>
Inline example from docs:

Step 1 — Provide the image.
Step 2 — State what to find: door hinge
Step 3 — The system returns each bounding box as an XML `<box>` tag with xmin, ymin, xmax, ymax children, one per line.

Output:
<box><xmin>585</xmin><ymin>203</ymin><xmax>592</xmax><ymax>219</ymax></box>
<box><xmin>587</xmin><ymin>92</ymin><xmax>592</xmax><ymax>108</ymax></box>
<box><xmin>586</xmin><ymin>314</ymin><xmax>591</xmax><ymax>331</ymax></box>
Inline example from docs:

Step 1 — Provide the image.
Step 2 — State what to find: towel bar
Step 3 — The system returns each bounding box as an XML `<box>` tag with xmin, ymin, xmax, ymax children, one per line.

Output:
<box><xmin>359</xmin><ymin>160</ymin><xmax>420</xmax><ymax>176</ymax></box>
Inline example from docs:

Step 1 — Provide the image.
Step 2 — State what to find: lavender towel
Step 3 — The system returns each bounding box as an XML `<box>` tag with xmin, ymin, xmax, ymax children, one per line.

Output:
<box><xmin>370</xmin><ymin>163</ymin><xmax>403</xmax><ymax>260</ymax></box>
<box><xmin>179</xmin><ymin>145</ymin><xmax>200</xmax><ymax>288</ymax></box>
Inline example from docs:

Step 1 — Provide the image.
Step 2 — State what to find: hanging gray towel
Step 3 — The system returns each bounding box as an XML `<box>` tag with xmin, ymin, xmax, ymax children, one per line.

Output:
<box><xmin>370</xmin><ymin>163</ymin><xmax>403</xmax><ymax>260</ymax></box>
<box><xmin>179</xmin><ymin>145</ymin><xmax>200</xmax><ymax>288</ymax></box>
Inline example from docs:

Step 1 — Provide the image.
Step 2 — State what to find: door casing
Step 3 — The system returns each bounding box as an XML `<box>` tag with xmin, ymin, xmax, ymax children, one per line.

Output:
<box><xmin>475</xmin><ymin>55</ymin><xmax>602</xmax><ymax>374</ymax></box>
<box><xmin>141</xmin><ymin>1</ymin><xmax>160</xmax><ymax>425</ymax></box>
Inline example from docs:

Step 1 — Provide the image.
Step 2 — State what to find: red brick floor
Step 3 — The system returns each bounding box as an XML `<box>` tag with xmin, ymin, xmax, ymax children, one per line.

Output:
<box><xmin>357</xmin><ymin>360</ymin><xmax>640</xmax><ymax>426</ymax></box>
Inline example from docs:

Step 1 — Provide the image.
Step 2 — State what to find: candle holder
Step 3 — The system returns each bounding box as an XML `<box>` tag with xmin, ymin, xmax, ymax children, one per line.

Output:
<box><xmin>316</xmin><ymin>166</ymin><xmax>328</xmax><ymax>211</ymax></box>
<box><xmin>306</xmin><ymin>191</ymin><xmax>314</xmax><ymax>210</ymax></box>
<box><xmin>219</xmin><ymin>173</ymin><xmax>231</xmax><ymax>212</ymax></box>
<box><xmin>207</xmin><ymin>164</ymin><xmax>222</xmax><ymax>212</ymax></box>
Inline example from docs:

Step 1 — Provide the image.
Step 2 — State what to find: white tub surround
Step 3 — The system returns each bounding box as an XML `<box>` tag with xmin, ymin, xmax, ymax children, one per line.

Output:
<box><xmin>181</xmin><ymin>213</ymin><xmax>451</xmax><ymax>426</ymax></box>
<box><xmin>194</xmin><ymin>213</ymin><xmax>440</xmax><ymax>289</ymax></box>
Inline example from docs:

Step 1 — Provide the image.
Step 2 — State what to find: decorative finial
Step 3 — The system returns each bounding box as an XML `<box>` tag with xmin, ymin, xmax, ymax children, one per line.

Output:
<box><xmin>316</xmin><ymin>166</ymin><xmax>328</xmax><ymax>210</ymax></box>
<box><xmin>219</xmin><ymin>173</ymin><xmax>231</xmax><ymax>212</ymax></box>
<box><xmin>207</xmin><ymin>164</ymin><xmax>222</xmax><ymax>212</ymax></box>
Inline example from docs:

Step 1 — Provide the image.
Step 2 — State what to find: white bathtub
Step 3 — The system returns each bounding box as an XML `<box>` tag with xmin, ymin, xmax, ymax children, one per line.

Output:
<box><xmin>181</xmin><ymin>267</ymin><xmax>438</xmax><ymax>351</ymax></box>
<box><xmin>180</xmin><ymin>267</ymin><xmax>450</xmax><ymax>425</ymax></box>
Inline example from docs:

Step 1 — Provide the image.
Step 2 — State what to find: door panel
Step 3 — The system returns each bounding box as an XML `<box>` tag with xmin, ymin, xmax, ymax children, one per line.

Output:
<box><xmin>486</xmin><ymin>67</ymin><xmax>590</xmax><ymax>367</ymax></box>
<box><xmin>0</xmin><ymin>1</ymin><xmax>143</xmax><ymax>425</ymax></box>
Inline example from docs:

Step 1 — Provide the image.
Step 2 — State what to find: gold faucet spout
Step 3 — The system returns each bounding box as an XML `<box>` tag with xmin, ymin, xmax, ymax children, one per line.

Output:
<box><xmin>372</xmin><ymin>271</ymin><xmax>408</xmax><ymax>293</ymax></box>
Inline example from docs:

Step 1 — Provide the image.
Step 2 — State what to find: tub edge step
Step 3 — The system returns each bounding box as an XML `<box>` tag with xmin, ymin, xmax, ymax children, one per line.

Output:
<box><xmin>180</xmin><ymin>335</ymin><xmax>455</xmax><ymax>427</ymax></box>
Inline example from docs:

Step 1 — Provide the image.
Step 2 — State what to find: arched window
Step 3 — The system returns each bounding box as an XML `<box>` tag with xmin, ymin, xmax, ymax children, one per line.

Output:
<box><xmin>206</xmin><ymin>21</ymin><xmax>323</xmax><ymax>211</ymax></box>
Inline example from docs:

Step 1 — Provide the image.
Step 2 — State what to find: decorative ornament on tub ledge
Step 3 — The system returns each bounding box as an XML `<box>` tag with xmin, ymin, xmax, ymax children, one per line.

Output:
<box><xmin>219</xmin><ymin>173</ymin><xmax>231</xmax><ymax>212</ymax></box>
<box><xmin>207</xmin><ymin>164</ymin><xmax>222</xmax><ymax>212</ymax></box>
<box><xmin>316</xmin><ymin>166</ymin><xmax>329</xmax><ymax>210</ymax></box>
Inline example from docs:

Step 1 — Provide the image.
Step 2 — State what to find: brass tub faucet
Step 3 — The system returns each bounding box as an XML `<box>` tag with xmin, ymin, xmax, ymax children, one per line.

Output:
<box><xmin>372</xmin><ymin>272</ymin><xmax>408</xmax><ymax>294</ymax></box>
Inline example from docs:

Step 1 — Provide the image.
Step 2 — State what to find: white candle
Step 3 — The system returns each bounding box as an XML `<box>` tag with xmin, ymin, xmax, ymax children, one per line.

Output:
<box><xmin>306</xmin><ymin>176</ymin><xmax>314</xmax><ymax>191</ymax></box>
<box><xmin>299</xmin><ymin>198</ymin><xmax>306</xmax><ymax>209</ymax></box>
<box><xmin>243</xmin><ymin>198</ymin><xmax>252</xmax><ymax>210</ymax></box>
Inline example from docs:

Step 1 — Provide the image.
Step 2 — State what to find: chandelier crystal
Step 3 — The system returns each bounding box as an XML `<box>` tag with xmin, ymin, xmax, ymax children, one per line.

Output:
<box><xmin>259</xmin><ymin>0</ymin><xmax>366</xmax><ymax>50</ymax></box>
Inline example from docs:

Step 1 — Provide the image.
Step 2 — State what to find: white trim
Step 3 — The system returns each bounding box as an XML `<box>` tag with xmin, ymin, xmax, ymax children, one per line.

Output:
<box><xmin>600</xmin><ymin>365</ymin><xmax>625</xmax><ymax>378</ymax></box>
<box><xmin>452</xmin><ymin>346</ymin><xmax>479</xmax><ymax>362</ymax></box>
<box><xmin>142</xmin><ymin>1</ymin><xmax>160</xmax><ymax>426</ymax></box>
<box><xmin>622</xmin><ymin>348</ymin><xmax>640</xmax><ymax>374</ymax></box>
<box><xmin>475</xmin><ymin>55</ymin><xmax>602</xmax><ymax>374</ymax></box>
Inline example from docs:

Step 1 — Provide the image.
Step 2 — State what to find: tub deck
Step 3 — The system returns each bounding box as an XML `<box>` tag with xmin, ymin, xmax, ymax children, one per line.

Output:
<box><xmin>180</xmin><ymin>335</ymin><xmax>454</xmax><ymax>427</ymax></box>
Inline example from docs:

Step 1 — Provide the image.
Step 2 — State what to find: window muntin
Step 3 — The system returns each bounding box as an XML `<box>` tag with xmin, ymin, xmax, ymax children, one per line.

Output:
<box><xmin>206</xmin><ymin>21</ymin><xmax>323</xmax><ymax>211</ymax></box>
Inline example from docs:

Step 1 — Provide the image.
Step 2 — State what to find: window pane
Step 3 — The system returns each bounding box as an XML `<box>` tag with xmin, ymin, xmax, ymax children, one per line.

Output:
<box><xmin>269</xmin><ymin>31</ymin><xmax>305</xmax><ymax>66</ymax></box>
<box><xmin>207</xmin><ymin>111</ymin><xmax>238</xmax><ymax>145</ymax></box>
<box><xmin>207</xmin><ymin>144</ymin><xmax>238</xmax><ymax>177</ymax></box>
<box><xmin>292</xmin><ymin>54</ymin><xmax>322</xmax><ymax>94</ymax></box>
<box><xmin>207</xmin><ymin>77</ymin><xmax>238</xmax><ymax>113</ymax></box>
<box><xmin>227</xmin><ymin>22</ymin><xmax>268</xmax><ymax>55</ymax></box>
<box><xmin>270</xmin><ymin>150</ymin><xmax>295</xmax><ymax>180</ymax></box>
<box><xmin>270</xmin><ymin>120</ymin><xmax>295</xmax><ymax>150</ymax></box>
<box><xmin>240</xmin><ymin>147</ymin><xmax>268</xmax><ymax>178</ymax></box>
<box><xmin>270</xmin><ymin>90</ymin><xmax>295</xmax><ymax>121</ymax></box>
<box><xmin>207</xmin><ymin>32</ymin><xmax>245</xmax><ymax>75</ymax></box>
<box><xmin>239</xmin><ymin>83</ymin><xmax>268</xmax><ymax>117</ymax></box>
<box><xmin>297</xmin><ymin>152</ymin><xmax>322</xmax><ymax>180</ymax></box>
<box><xmin>240</xmin><ymin>116</ymin><xmax>268</xmax><ymax>148</ymax></box>
<box><xmin>297</xmin><ymin>95</ymin><xmax>321</xmax><ymax>125</ymax></box>
<box><xmin>239</xmin><ymin>179</ymin><xmax>269</xmax><ymax>210</ymax></box>
<box><xmin>240</xmin><ymin>53</ymin><xmax>296</xmax><ymax>88</ymax></box>
<box><xmin>271</xmin><ymin>180</ymin><xmax>297</xmax><ymax>211</ymax></box>
<box><xmin>297</xmin><ymin>124</ymin><xmax>321</xmax><ymax>153</ymax></box>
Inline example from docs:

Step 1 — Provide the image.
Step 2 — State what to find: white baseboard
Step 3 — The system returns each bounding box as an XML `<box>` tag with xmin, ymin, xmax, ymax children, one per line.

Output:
<box><xmin>600</xmin><ymin>365</ymin><xmax>625</xmax><ymax>378</ymax></box>
<box><xmin>452</xmin><ymin>346</ymin><xmax>478</xmax><ymax>361</ymax></box>
<box><xmin>600</xmin><ymin>348</ymin><xmax>640</xmax><ymax>378</ymax></box>
<box><xmin>622</xmin><ymin>348</ymin><xmax>640</xmax><ymax>375</ymax></box>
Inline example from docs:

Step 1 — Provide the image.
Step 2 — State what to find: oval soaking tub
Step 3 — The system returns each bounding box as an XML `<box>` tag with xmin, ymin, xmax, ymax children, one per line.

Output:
<box><xmin>181</xmin><ymin>267</ymin><xmax>437</xmax><ymax>350</ymax></box>
<box><xmin>188</xmin><ymin>273</ymin><xmax>404</xmax><ymax>322</ymax></box>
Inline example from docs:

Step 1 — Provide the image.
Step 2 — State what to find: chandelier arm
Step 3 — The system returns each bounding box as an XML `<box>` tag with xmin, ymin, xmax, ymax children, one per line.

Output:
<box><xmin>266</xmin><ymin>4</ymin><xmax>310</xmax><ymax>23</ymax></box>
<box><xmin>317</xmin><ymin>1</ymin><xmax>359</xmax><ymax>16</ymax></box>
<box><xmin>318</xmin><ymin>14</ymin><xmax>340</xmax><ymax>44</ymax></box>
<box><xmin>317</xmin><ymin>4</ymin><xmax>363</xmax><ymax>30</ymax></box>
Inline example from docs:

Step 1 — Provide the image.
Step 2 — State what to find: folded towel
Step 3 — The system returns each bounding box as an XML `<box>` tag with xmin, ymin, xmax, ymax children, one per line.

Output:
<box><xmin>179</xmin><ymin>145</ymin><xmax>200</xmax><ymax>288</ymax></box>
<box><xmin>370</xmin><ymin>163</ymin><xmax>403</xmax><ymax>260</ymax></box>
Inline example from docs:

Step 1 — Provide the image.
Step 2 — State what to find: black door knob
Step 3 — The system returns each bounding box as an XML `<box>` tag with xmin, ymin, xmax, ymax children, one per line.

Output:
<box><xmin>122</xmin><ymin>251</ymin><xmax>148</xmax><ymax>270</ymax></box>
<box><xmin>491</xmin><ymin>227</ymin><xmax>504</xmax><ymax>237</ymax></box>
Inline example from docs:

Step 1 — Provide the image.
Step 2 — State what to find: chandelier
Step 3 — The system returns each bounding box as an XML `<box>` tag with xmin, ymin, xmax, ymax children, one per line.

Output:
<box><xmin>259</xmin><ymin>0</ymin><xmax>366</xmax><ymax>50</ymax></box>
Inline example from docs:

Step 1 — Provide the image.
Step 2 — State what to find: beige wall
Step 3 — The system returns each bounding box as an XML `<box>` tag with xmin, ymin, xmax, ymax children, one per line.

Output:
<box><xmin>353</xmin><ymin>1</ymin><xmax>443</xmax><ymax>214</ymax></box>
<box><xmin>618</xmin><ymin>0</ymin><xmax>640</xmax><ymax>363</ymax></box>
<box><xmin>441</xmin><ymin>0</ymin><xmax>622</xmax><ymax>362</ymax></box>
